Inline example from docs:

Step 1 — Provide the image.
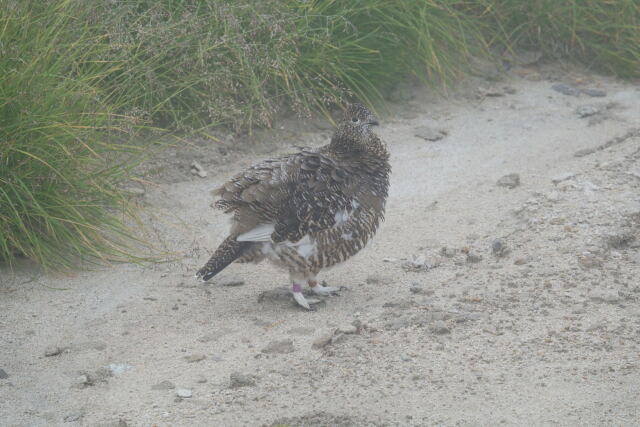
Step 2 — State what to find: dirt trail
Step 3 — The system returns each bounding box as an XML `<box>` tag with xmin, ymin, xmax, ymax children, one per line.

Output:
<box><xmin>2</xmin><ymin>65</ymin><xmax>640</xmax><ymax>426</ymax></box>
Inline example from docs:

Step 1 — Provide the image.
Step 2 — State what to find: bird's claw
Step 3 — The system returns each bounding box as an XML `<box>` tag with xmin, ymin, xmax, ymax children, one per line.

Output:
<box><xmin>311</xmin><ymin>285</ymin><xmax>341</xmax><ymax>296</ymax></box>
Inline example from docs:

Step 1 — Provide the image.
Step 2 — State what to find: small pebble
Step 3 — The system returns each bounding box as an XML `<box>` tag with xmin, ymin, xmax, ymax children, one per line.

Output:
<box><xmin>410</xmin><ymin>285</ymin><xmax>434</xmax><ymax>295</ymax></box>
<box><xmin>576</xmin><ymin>105</ymin><xmax>599</xmax><ymax>118</ymax></box>
<box><xmin>400</xmin><ymin>353</ymin><xmax>411</xmax><ymax>362</ymax></box>
<box><xmin>184</xmin><ymin>354</ymin><xmax>206</xmax><ymax>363</ymax></box>
<box><xmin>574</xmin><ymin>148</ymin><xmax>596</xmax><ymax>157</ymax></box>
<box><xmin>551</xmin><ymin>83</ymin><xmax>581</xmax><ymax>96</ymax></box>
<box><xmin>552</xmin><ymin>172</ymin><xmax>575</xmax><ymax>184</ymax></box>
<box><xmin>190</xmin><ymin>161</ymin><xmax>207</xmax><ymax>178</ymax></box>
<box><xmin>581</xmin><ymin>88</ymin><xmax>607</xmax><ymax>97</ymax></box>
<box><xmin>0</xmin><ymin>368</ymin><xmax>8</xmax><ymax>379</ymax></box>
<box><xmin>229</xmin><ymin>372</ymin><xmax>256</xmax><ymax>388</ymax></box>
<box><xmin>176</xmin><ymin>389</ymin><xmax>192</xmax><ymax>398</ymax></box>
<box><xmin>64</xmin><ymin>413</ymin><xmax>84</xmax><ymax>423</ymax></box>
<box><xmin>415</xmin><ymin>126</ymin><xmax>447</xmax><ymax>142</ymax></box>
<box><xmin>107</xmin><ymin>364</ymin><xmax>133</xmax><ymax>376</ymax></box>
<box><xmin>430</xmin><ymin>321</ymin><xmax>451</xmax><ymax>335</ymax></box>
<box><xmin>496</xmin><ymin>173</ymin><xmax>520</xmax><ymax>189</ymax></box>
<box><xmin>337</xmin><ymin>324</ymin><xmax>358</xmax><ymax>335</ymax></box>
<box><xmin>44</xmin><ymin>345</ymin><xmax>63</xmax><ymax>357</ymax></box>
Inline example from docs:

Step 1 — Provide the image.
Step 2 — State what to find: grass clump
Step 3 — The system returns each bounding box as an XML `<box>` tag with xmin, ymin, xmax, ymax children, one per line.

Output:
<box><xmin>482</xmin><ymin>0</ymin><xmax>640</xmax><ymax>77</ymax></box>
<box><xmin>0</xmin><ymin>1</ymin><xmax>144</xmax><ymax>269</ymax></box>
<box><xmin>1</xmin><ymin>0</ymin><xmax>639</xmax><ymax>270</ymax></box>
<box><xmin>85</xmin><ymin>0</ymin><xmax>483</xmax><ymax>130</ymax></box>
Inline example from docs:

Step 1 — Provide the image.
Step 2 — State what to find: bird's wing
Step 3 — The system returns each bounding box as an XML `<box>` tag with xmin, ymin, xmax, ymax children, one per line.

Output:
<box><xmin>214</xmin><ymin>149</ymin><xmax>357</xmax><ymax>243</ymax></box>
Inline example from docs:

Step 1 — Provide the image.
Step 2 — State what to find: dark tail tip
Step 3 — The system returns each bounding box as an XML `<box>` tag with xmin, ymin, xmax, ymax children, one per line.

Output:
<box><xmin>196</xmin><ymin>236</ymin><xmax>248</xmax><ymax>282</ymax></box>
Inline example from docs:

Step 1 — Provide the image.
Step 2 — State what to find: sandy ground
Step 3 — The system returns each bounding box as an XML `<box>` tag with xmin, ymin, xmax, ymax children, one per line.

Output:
<box><xmin>1</xmin><ymin>63</ymin><xmax>640</xmax><ymax>427</ymax></box>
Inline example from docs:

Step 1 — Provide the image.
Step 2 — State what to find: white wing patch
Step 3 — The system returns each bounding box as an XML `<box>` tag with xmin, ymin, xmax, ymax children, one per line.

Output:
<box><xmin>236</xmin><ymin>223</ymin><xmax>275</xmax><ymax>242</ymax></box>
<box><xmin>334</xmin><ymin>209</ymin><xmax>351</xmax><ymax>226</ymax></box>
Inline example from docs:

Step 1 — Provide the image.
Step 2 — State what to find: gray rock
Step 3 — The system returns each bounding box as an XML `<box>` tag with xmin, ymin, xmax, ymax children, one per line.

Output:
<box><xmin>576</xmin><ymin>105</ymin><xmax>600</xmax><ymax>118</ymax></box>
<box><xmin>74</xmin><ymin>368</ymin><xmax>111</xmax><ymax>388</ymax></box>
<box><xmin>261</xmin><ymin>339</ymin><xmax>295</xmax><ymax>354</ymax></box>
<box><xmin>552</xmin><ymin>172</ymin><xmax>575</xmax><ymax>184</ymax></box>
<box><xmin>151</xmin><ymin>380</ymin><xmax>175</xmax><ymax>390</ymax></box>
<box><xmin>402</xmin><ymin>254</ymin><xmax>440</xmax><ymax>271</ymax></box>
<box><xmin>0</xmin><ymin>368</ymin><xmax>8</xmax><ymax>379</ymax></box>
<box><xmin>491</xmin><ymin>239</ymin><xmax>509</xmax><ymax>257</ymax></box>
<box><xmin>581</xmin><ymin>88</ymin><xmax>607</xmax><ymax>97</ymax></box>
<box><xmin>477</xmin><ymin>86</ymin><xmax>507</xmax><ymax>97</ymax></box>
<box><xmin>337</xmin><ymin>324</ymin><xmax>358</xmax><ymax>335</ymax></box>
<box><xmin>590</xmin><ymin>289</ymin><xmax>620</xmax><ymax>303</ymax></box>
<box><xmin>429</xmin><ymin>321</ymin><xmax>451</xmax><ymax>335</ymax></box>
<box><xmin>184</xmin><ymin>354</ymin><xmax>206</xmax><ymax>363</ymax></box>
<box><xmin>44</xmin><ymin>345</ymin><xmax>63</xmax><ymax>357</ymax></box>
<box><xmin>64</xmin><ymin>412</ymin><xmax>84</xmax><ymax>423</ymax></box>
<box><xmin>400</xmin><ymin>353</ymin><xmax>411</xmax><ymax>362</ymax></box>
<box><xmin>415</xmin><ymin>126</ymin><xmax>447</xmax><ymax>142</ymax></box>
<box><xmin>176</xmin><ymin>388</ymin><xmax>192</xmax><ymax>398</ymax></box>
<box><xmin>229</xmin><ymin>372</ymin><xmax>257</xmax><ymax>388</ymax></box>
<box><xmin>552</xmin><ymin>83</ymin><xmax>581</xmax><ymax>96</ymax></box>
<box><xmin>312</xmin><ymin>333</ymin><xmax>334</xmax><ymax>349</ymax></box>
<box><xmin>107</xmin><ymin>364</ymin><xmax>132</xmax><ymax>376</ymax></box>
<box><xmin>409</xmin><ymin>284</ymin><xmax>434</xmax><ymax>296</ymax></box>
<box><xmin>574</xmin><ymin>147</ymin><xmax>597</xmax><ymax>157</ymax></box>
<box><xmin>496</xmin><ymin>173</ymin><xmax>520</xmax><ymax>189</ymax></box>
<box><xmin>190</xmin><ymin>161</ymin><xmax>207</xmax><ymax>178</ymax></box>
<box><xmin>196</xmin><ymin>376</ymin><xmax>207</xmax><ymax>384</ymax></box>
<box><xmin>385</xmin><ymin>317</ymin><xmax>414</xmax><ymax>331</ymax></box>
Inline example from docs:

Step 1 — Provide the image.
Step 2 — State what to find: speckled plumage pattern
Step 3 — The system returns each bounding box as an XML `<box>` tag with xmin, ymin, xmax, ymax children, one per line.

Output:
<box><xmin>196</xmin><ymin>104</ymin><xmax>390</xmax><ymax>285</ymax></box>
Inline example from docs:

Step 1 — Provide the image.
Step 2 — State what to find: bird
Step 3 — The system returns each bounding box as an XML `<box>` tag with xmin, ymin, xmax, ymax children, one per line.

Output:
<box><xmin>196</xmin><ymin>103</ymin><xmax>391</xmax><ymax>309</ymax></box>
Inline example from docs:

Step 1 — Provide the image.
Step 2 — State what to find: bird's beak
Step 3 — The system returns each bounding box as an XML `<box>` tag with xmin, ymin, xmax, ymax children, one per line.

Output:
<box><xmin>367</xmin><ymin>120</ymin><xmax>379</xmax><ymax>126</ymax></box>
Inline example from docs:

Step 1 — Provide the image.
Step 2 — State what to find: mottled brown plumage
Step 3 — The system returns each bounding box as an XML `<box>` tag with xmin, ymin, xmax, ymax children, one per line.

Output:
<box><xmin>196</xmin><ymin>103</ymin><xmax>390</xmax><ymax>308</ymax></box>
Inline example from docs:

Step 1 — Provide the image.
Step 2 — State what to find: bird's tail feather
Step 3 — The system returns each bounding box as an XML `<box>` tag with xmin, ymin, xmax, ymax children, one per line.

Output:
<box><xmin>196</xmin><ymin>236</ymin><xmax>249</xmax><ymax>281</ymax></box>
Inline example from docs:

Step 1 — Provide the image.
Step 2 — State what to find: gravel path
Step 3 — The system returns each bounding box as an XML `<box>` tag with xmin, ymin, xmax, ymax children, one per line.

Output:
<box><xmin>1</xmin><ymin>64</ymin><xmax>640</xmax><ymax>426</ymax></box>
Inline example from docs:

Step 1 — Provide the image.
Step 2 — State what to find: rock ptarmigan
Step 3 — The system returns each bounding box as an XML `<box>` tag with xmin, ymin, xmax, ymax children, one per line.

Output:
<box><xmin>196</xmin><ymin>103</ymin><xmax>390</xmax><ymax>309</ymax></box>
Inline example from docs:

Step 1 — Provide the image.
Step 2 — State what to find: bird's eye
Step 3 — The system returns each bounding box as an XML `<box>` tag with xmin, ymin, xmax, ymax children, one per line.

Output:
<box><xmin>352</xmin><ymin>117</ymin><xmax>359</xmax><ymax>123</ymax></box>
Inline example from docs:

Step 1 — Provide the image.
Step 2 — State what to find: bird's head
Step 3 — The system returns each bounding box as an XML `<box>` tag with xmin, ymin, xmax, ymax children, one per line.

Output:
<box><xmin>330</xmin><ymin>103</ymin><xmax>381</xmax><ymax>153</ymax></box>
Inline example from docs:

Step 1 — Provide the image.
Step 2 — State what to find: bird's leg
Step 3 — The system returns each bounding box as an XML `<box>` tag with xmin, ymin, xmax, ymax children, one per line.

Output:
<box><xmin>308</xmin><ymin>279</ymin><xmax>340</xmax><ymax>296</ymax></box>
<box><xmin>291</xmin><ymin>283</ymin><xmax>320</xmax><ymax>310</ymax></box>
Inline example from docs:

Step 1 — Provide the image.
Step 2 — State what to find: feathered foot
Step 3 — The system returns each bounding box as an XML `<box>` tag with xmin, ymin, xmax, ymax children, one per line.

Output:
<box><xmin>308</xmin><ymin>279</ymin><xmax>340</xmax><ymax>296</ymax></box>
<box><xmin>292</xmin><ymin>283</ymin><xmax>320</xmax><ymax>310</ymax></box>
